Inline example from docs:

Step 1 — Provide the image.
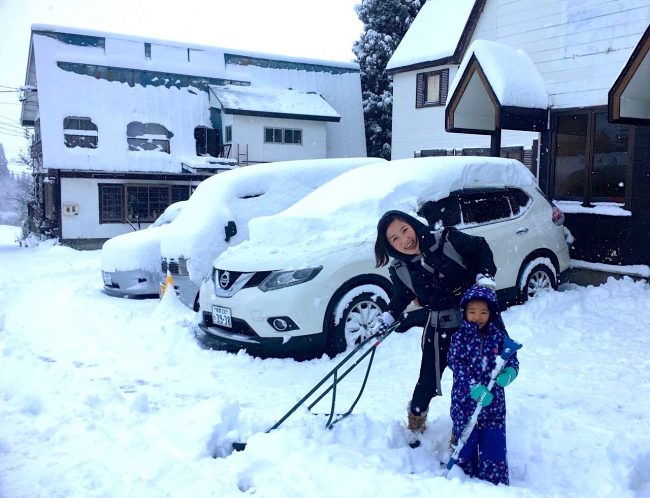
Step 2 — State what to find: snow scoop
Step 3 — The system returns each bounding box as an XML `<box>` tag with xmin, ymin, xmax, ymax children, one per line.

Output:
<box><xmin>445</xmin><ymin>335</ymin><xmax>522</xmax><ymax>477</ymax></box>
<box><xmin>231</xmin><ymin>321</ymin><xmax>401</xmax><ymax>452</ymax></box>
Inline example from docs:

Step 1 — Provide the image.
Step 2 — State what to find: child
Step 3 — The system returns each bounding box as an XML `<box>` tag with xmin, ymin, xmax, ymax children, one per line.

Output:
<box><xmin>447</xmin><ymin>285</ymin><xmax>519</xmax><ymax>485</ymax></box>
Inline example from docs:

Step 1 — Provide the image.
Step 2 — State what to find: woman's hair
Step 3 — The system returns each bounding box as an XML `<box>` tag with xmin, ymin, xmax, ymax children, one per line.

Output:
<box><xmin>374</xmin><ymin>213</ymin><xmax>411</xmax><ymax>267</ymax></box>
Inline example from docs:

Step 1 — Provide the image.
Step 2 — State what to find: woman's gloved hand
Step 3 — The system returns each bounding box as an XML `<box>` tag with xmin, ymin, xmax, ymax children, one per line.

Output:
<box><xmin>372</xmin><ymin>311</ymin><xmax>395</xmax><ymax>338</ymax></box>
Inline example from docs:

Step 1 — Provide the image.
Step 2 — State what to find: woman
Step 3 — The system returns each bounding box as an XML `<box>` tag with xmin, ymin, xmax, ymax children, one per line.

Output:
<box><xmin>373</xmin><ymin>210</ymin><xmax>497</xmax><ymax>448</ymax></box>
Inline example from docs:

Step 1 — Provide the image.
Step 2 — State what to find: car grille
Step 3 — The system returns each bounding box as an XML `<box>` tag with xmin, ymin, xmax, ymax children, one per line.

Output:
<box><xmin>202</xmin><ymin>312</ymin><xmax>257</xmax><ymax>337</ymax></box>
<box><xmin>213</xmin><ymin>269</ymin><xmax>272</xmax><ymax>296</ymax></box>
<box><xmin>161</xmin><ymin>259</ymin><xmax>179</xmax><ymax>274</ymax></box>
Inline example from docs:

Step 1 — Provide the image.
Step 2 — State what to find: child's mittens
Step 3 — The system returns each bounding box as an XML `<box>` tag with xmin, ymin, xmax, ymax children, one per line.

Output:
<box><xmin>496</xmin><ymin>366</ymin><xmax>517</xmax><ymax>387</ymax></box>
<box><xmin>470</xmin><ymin>384</ymin><xmax>493</xmax><ymax>406</ymax></box>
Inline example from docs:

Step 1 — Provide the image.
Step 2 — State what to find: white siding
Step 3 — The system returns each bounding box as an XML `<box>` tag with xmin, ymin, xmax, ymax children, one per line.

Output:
<box><xmin>471</xmin><ymin>0</ymin><xmax>650</xmax><ymax>108</ymax></box>
<box><xmin>231</xmin><ymin>116</ymin><xmax>326</xmax><ymax>163</ymax></box>
<box><xmin>391</xmin><ymin>67</ymin><xmax>538</xmax><ymax>160</ymax></box>
<box><xmin>60</xmin><ymin>177</ymin><xmax>197</xmax><ymax>240</ymax></box>
<box><xmin>390</xmin><ymin>0</ymin><xmax>650</xmax><ymax>159</ymax></box>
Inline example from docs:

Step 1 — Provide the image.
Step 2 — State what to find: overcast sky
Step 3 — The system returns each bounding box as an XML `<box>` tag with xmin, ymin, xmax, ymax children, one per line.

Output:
<box><xmin>0</xmin><ymin>0</ymin><xmax>364</xmax><ymax>167</ymax></box>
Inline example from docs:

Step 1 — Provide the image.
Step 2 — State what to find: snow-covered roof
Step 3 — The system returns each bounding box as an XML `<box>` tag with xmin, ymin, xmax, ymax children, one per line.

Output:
<box><xmin>31</xmin><ymin>23</ymin><xmax>359</xmax><ymax>71</ymax></box>
<box><xmin>209</xmin><ymin>85</ymin><xmax>341</xmax><ymax>121</ymax></box>
<box><xmin>386</xmin><ymin>0</ymin><xmax>476</xmax><ymax>72</ymax></box>
<box><xmin>448</xmin><ymin>40</ymin><xmax>548</xmax><ymax>109</ymax></box>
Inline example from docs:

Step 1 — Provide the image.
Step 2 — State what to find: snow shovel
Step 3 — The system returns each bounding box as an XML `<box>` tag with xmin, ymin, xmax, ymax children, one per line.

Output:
<box><xmin>231</xmin><ymin>321</ymin><xmax>401</xmax><ymax>452</ymax></box>
<box><xmin>445</xmin><ymin>335</ymin><xmax>522</xmax><ymax>476</ymax></box>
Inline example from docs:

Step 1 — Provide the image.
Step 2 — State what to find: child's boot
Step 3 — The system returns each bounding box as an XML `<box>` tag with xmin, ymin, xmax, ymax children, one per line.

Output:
<box><xmin>407</xmin><ymin>405</ymin><xmax>427</xmax><ymax>448</ymax></box>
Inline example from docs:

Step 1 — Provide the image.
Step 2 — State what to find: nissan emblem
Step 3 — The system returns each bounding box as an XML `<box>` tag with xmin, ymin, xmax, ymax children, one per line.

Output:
<box><xmin>219</xmin><ymin>271</ymin><xmax>231</xmax><ymax>289</ymax></box>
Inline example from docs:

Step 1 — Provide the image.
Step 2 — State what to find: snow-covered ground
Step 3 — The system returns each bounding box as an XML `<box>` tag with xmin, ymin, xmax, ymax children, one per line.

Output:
<box><xmin>1</xmin><ymin>224</ymin><xmax>649</xmax><ymax>498</ymax></box>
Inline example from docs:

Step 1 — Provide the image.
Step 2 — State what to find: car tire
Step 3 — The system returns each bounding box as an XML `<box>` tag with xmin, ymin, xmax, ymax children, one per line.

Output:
<box><xmin>193</xmin><ymin>292</ymin><xmax>200</xmax><ymax>312</ymax></box>
<box><xmin>325</xmin><ymin>289</ymin><xmax>388</xmax><ymax>357</ymax></box>
<box><xmin>518</xmin><ymin>263</ymin><xmax>556</xmax><ymax>302</ymax></box>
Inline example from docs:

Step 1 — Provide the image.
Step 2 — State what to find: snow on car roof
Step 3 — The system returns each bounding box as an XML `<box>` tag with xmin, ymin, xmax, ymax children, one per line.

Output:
<box><xmin>159</xmin><ymin>157</ymin><xmax>386</xmax><ymax>282</ymax></box>
<box><xmin>217</xmin><ymin>156</ymin><xmax>536</xmax><ymax>267</ymax></box>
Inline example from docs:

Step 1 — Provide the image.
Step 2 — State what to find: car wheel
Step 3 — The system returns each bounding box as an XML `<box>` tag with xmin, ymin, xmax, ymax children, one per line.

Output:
<box><xmin>519</xmin><ymin>264</ymin><xmax>556</xmax><ymax>302</ymax></box>
<box><xmin>325</xmin><ymin>289</ymin><xmax>388</xmax><ymax>356</ymax></box>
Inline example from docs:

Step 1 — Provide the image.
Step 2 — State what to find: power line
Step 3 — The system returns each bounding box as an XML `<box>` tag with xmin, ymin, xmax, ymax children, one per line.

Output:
<box><xmin>0</xmin><ymin>130</ymin><xmax>26</xmax><ymax>138</ymax></box>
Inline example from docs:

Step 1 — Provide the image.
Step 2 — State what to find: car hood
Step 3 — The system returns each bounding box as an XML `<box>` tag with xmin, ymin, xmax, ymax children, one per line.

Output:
<box><xmin>213</xmin><ymin>237</ymin><xmax>369</xmax><ymax>272</ymax></box>
<box><xmin>101</xmin><ymin>225</ymin><xmax>167</xmax><ymax>273</ymax></box>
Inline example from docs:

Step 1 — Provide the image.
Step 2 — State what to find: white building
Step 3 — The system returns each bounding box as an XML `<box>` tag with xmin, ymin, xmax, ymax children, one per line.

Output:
<box><xmin>20</xmin><ymin>25</ymin><xmax>366</xmax><ymax>248</ymax></box>
<box><xmin>387</xmin><ymin>0</ymin><xmax>650</xmax><ymax>272</ymax></box>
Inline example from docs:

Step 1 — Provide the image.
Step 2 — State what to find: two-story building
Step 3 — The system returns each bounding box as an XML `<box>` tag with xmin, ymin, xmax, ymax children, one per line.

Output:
<box><xmin>20</xmin><ymin>25</ymin><xmax>366</xmax><ymax>248</ymax></box>
<box><xmin>387</xmin><ymin>0</ymin><xmax>650</xmax><ymax>278</ymax></box>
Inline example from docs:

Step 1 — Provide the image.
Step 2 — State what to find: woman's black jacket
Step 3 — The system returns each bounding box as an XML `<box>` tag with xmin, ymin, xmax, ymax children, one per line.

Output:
<box><xmin>382</xmin><ymin>211</ymin><xmax>497</xmax><ymax>317</ymax></box>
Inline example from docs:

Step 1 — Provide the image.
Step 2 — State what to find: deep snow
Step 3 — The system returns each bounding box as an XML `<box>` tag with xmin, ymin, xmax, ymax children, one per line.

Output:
<box><xmin>1</xmin><ymin>225</ymin><xmax>649</xmax><ymax>498</ymax></box>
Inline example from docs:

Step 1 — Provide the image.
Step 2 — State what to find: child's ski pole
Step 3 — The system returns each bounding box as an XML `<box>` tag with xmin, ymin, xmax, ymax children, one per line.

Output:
<box><xmin>445</xmin><ymin>335</ymin><xmax>522</xmax><ymax>477</ymax></box>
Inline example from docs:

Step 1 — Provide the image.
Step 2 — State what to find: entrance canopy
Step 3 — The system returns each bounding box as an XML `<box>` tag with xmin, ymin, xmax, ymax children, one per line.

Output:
<box><xmin>446</xmin><ymin>40</ymin><xmax>548</xmax><ymax>135</ymax></box>
<box><xmin>609</xmin><ymin>25</ymin><xmax>650</xmax><ymax>125</ymax></box>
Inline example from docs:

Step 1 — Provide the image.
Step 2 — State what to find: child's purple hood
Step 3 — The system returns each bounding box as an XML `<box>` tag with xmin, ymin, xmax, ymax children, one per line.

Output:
<box><xmin>460</xmin><ymin>285</ymin><xmax>500</xmax><ymax>314</ymax></box>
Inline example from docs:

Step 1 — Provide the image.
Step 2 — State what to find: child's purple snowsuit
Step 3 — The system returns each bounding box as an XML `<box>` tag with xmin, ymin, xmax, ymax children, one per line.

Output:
<box><xmin>447</xmin><ymin>286</ymin><xmax>519</xmax><ymax>485</ymax></box>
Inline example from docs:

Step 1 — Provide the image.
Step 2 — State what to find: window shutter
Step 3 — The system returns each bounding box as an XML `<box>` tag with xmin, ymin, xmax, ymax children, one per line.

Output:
<box><xmin>416</xmin><ymin>73</ymin><xmax>425</xmax><ymax>108</ymax></box>
<box><xmin>440</xmin><ymin>69</ymin><xmax>449</xmax><ymax>105</ymax></box>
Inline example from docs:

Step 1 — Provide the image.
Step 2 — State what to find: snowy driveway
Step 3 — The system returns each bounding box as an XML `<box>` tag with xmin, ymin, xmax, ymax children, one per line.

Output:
<box><xmin>1</xmin><ymin>226</ymin><xmax>649</xmax><ymax>498</ymax></box>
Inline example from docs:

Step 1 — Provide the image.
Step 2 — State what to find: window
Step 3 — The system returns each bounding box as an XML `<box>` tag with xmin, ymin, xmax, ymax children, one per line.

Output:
<box><xmin>98</xmin><ymin>184</ymin><xmax>192</xmax><ymax>223</ymax></box>
<box><xmin>171</xmin><ymin>185</ymin><xmax>193</xmax><ymax>204</ymax></box>
<box><xmin>418</xmin><ymin>196</ymin><xmax>462</xmax><ymax>227</ymax></box>
<box><xmin>144</xmin><ymin>43</ymin><xmax>151</xmax><ymax>59</ymax></box>
<box><xmin>127</xmin><ymin>185</ymin><xmax>169</xmax><ymax>222</ymax></box>
<box><xmin>264</xmin><ymin>127</ymin><xmax>302</xmax><ymax>144</ymax></box>
<box><xmin>194</xmin><ymin>126</ymin><xmax>220</xmax><ymax>156</ymax></box>
<box><xmin>127</xmin><ymin>122</ymin><xmax>173</xmax><ymax>153</ymax></box>
<box><xmin>64</xmin><ymin>117</ymin><xmax>98</xmax><ymax>149</ymax></box>
<box><xmin>225</xmin><ymin>125</ymin><xmax>232</xmax><ymax>143</ymax></box>
<box><xmin>553</xmin><ymin>110</ymin><xmax>631</xmax><ymax>204</ymax></box>
<box><xmin>506</xmin><ymin>188</ymin><xmax>531</xmax><ymax>216</ymax></box>
<box><xmin>99</xmin><ymin>184</ymin><xmax>123</xmax><ymax>223</ymax></box>
<box><xmin>416</xmin><ymin>69</ymin><xmax>449</xmax><ymax>108</ymax></box>
<box><xmin>460</xmin><ymin>190</ymin><xmax>512</xmax><ymax>225</ymax></box>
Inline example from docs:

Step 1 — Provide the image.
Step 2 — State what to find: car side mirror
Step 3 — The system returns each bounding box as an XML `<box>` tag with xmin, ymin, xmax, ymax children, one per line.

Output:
<box><xmin>224</xmin><ymin>221</ymin><xmax>237</xmax><ymax>242</ymax></box>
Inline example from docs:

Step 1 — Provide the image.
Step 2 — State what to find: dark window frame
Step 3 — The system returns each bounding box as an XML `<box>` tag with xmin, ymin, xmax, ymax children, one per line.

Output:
<box><xmin>263</xmin><ymin>127</ymin><xmax>303</xmax><ymax>145</ymax></box>
<box><xmin>194</xmin><ymin>126</ymin><xmax>220</xmax><ymax>157</ymax></box>
<box><xmin>550</xmin><ymin>107</ymin><xmax>634</xmax><ymax>208</ymax></box>
<box><xmin>98</xmin><ymin>183</ymin><xmax>192</xmax><ymax>224</ymax></box>
<box><xmin>126</xmin><ymin>121</ymin><xmax>173</xmax><ymax>154</ymax></box>
<box><xmin>416</xmin><ymin>68</ymin><xmax>449</xmax><ymax>108</ymax></box>
<box><xmin>64</xmin><ymin>116</ymin><xmax>98</xmax><ymax>149</ymax></box>
<box><xmin>225</xmin><ymin>125</ymin><xmax>232</xmax><ymax>143</ymax></box>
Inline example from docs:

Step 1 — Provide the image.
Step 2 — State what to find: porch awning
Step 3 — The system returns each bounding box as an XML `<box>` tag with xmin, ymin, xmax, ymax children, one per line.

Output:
<box><xmin>608</xmin><ymin>24</ymin><xmax>650</xmax><ymax>125</ymax></box>
<box><xmin>209</xmin><ymin>85</ymin><xmax>341</xmax><ymax>122</ymax></box>
<box><xmin>445</xmin><ymin>40</ymin><xmax>548</xmax><ymax>134</ymax></box>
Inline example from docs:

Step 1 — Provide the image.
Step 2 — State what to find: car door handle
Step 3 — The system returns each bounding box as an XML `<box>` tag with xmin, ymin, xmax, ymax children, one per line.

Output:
<box><xmin>516</xmin><ymin>228</ymin><xmax>529</xmax><ymax>235</ymax></box>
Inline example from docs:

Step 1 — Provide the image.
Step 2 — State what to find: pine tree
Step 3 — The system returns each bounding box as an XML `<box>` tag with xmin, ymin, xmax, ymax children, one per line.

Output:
<box><xmin>353</xmin><ymin>0</ymin><xmax>424</xmax><ymax>159</ymax></box>
<box><xmin>0</xmin><ymin>143</ymin><xmax>9</xmax><ymax>177</ymax></box>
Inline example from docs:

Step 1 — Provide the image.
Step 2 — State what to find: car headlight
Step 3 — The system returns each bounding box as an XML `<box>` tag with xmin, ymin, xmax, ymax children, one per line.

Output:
<box><xmin>258</xmin><ymin>266</ymin><xmax>323</xmax><ymax>292</ymax></box>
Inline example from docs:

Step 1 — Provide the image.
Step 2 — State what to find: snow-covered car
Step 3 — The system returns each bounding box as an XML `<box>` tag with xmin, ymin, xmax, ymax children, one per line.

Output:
<box><xmin>159</xmin><ymin>157</ymin><xmax>386</xmax><ymax>310</ymax></box>
<box><xmin>197</xmin><ymin>156</ymin><xmax>571</xmax><ymax>359</ymax></box>
<box><xmin>101</xmin><ymin>201</ymin><xmax>187</xmax><ymax>298</ymax></box>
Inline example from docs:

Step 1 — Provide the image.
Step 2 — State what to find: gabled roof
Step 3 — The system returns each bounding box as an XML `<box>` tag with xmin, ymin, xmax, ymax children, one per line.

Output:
<box><xmin>608</xmin><ymin>24</ymin><xmax>650</xmax><ymax>125</ymax></box>
<box><xmin>386</xmin><ymin>0</ymin><xmax>486</xmax><ymax>74</ymax></box>
<box><xmin>446</xmin><ymin>40</ymin><xmax>548</xmax><ymax>134</ymax></box>
<box><xmin>209</xmin><ymin>85</ymin><xmax>341</xmax><ymax>122</ymax></box>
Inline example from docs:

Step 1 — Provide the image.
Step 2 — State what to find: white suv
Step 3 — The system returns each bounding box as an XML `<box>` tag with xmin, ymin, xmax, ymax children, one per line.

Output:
<box><xmin>159</xmin><ymin>157</ymin><xmax>385</xmax><ymax>309</ymax></box>
<box><xmin>197</xmin><ymin>157</ymin><xmax>570</xmax><ymax>359</ymax></box>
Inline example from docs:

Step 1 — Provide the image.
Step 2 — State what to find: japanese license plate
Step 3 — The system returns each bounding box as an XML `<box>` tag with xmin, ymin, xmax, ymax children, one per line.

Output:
<box><xmin>212</xmin><ymin>305</ymin><xmax>232</xmax><ymax>328</ymax></box>
<box><xmin>103</xmin><ymin>272</ymin><xmax>112</xmax><ymax>286</ymax></box>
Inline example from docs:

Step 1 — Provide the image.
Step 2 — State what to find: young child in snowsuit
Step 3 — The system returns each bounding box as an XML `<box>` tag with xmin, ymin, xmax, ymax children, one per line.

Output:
<box><xmin>447</xmin><ymin>285</ymin><xmax>519</xmax><ymax>485</ymax></box>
